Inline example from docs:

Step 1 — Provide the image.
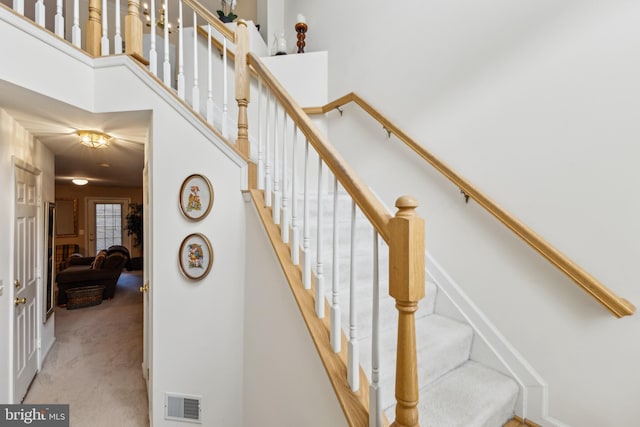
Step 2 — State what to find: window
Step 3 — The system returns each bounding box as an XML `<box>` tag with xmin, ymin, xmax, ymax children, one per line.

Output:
<box><xmin>95</xmin><ymin>203</ymin><xmax>123</xmax><ymax>251</ymax></box>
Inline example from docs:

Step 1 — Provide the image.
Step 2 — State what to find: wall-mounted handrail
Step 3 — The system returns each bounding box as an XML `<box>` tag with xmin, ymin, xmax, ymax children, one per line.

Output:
<box><xmin>305</xmin><ymin>92</ymin><xmax>636</xmax><ymax>318</ymax></box>
<box><xmin>248</xmin><ymin>57</ymin><xmax>392</xmax><ymax>243</ymax></box>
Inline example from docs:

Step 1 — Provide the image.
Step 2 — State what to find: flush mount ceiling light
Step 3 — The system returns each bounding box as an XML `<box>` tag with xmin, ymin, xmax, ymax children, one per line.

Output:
<box><xmin>72</xmin><ymin>178</ymin><xmax>89</xmax><ymax>186</ymax></box>
<box><xmin>78</xmin><ymin>130</ymin><xmax>111</xmax><ymax>149</ymax></box>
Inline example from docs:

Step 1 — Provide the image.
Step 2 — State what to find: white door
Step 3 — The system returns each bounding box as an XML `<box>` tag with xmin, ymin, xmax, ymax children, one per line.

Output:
<box><xmin>13</xmin><ymin>164</ymin><xmax>40</xmax><ymax>402</ymax></box>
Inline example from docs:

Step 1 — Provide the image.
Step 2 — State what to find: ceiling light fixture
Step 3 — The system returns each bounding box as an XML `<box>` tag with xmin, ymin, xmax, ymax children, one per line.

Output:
<box><xmin>72</xmin><ymin>178</ymin><xmax>89</xmax><ymax>186</ymax></box>
<box><xmin>143</xmin><ymin>3</ymin><xmax>173</xmax><ymax>33</ymax></box>
<box><xmin>78</xmin><ymin>130</ymin><xmax>111</xmax><ymax>149</ymax></box>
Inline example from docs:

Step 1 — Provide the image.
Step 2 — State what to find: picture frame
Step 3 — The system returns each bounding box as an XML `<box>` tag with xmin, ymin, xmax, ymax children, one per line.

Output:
<box><xmin>179</xmin><ymin>174</ymin><xmax>213</xmax><ymax>221</ymax></box>
<box><xmin>55</xmin><ymin>198</ymin><xmax>78</xmax><ymax>237</ymax></box>
<box><xmin>178</xmin><ymin>233</ymin><xmax>214</xmax><ymax>280</ymax></box>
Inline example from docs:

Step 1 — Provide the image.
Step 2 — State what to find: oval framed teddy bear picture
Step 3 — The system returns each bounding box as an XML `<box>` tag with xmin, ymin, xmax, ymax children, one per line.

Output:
<box><xmin>179</xmin><ymin>174</ymin><xmax>213</xmax><ymax>221</ymax></box>
<box><xmin>178</xmin><ymin>233</ymin><xmax>214</xmax><ymax>280</ymax></box>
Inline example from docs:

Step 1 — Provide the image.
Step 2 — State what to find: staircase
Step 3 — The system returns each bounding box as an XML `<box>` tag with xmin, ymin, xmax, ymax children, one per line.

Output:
<box><xmin>303</xmin><ymin>192</ymin><xmax>519</xmax><ymax>426</ymax></box>
<box><xmin>1</xmin><ymin>0</ymin><xmax>519</xmax><ymax>423</ymax></box>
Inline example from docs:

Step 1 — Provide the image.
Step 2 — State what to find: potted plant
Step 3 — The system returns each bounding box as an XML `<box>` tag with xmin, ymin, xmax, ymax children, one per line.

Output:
<box><xmin>126</xmin><ymin>203</ymin><xmax>144</xmax><ymax>270</ymax></box>
<box><xmin>217</xmin><ymin>0</ymin><xmax>238</xmax><ymax>23</ymax></box>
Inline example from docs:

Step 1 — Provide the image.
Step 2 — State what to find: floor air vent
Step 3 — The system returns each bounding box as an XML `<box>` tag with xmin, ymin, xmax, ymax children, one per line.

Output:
<box><xmin>165</xmin><ymin>392</ymin><xmax>202</xmax><ymax>423</ymax></box>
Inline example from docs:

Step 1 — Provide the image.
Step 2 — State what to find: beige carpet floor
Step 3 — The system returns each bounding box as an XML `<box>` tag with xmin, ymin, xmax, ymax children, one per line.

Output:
<box><xmin>24</xmin><ymin>271</ymin><xmax>149</xmax><ymax>427</ymax></box>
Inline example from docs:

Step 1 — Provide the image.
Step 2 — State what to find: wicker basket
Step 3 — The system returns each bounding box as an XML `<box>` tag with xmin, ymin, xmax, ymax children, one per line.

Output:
<box><xmin>66</xmin><ymin>285</ymin><xmax>105</xmax><ymax>310</ymax></box>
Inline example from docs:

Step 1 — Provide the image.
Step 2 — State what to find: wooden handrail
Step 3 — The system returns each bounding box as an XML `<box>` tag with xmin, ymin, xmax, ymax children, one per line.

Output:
<box><xmin>248</xmin><ymin>55</ymin><xmax>393</xmax><ymax>242</ymax></box>
<box><xmin>305</xmin><ymin>92</ymin><xmax>636</xmax><ymax>318</ymax></box>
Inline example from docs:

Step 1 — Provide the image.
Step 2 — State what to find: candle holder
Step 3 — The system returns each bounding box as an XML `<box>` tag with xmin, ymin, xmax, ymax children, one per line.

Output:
<box><xmin>295</xmin><ymin>21</ymin><xmax>308</xmax><ymax>53</ymax></box>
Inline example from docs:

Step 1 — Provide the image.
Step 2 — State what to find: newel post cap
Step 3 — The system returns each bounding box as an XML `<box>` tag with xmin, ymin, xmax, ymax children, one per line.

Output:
<box><xmin>395</xmin><ymin>196</ymin><xmax>419</xmax><ymax>215</ymax></box>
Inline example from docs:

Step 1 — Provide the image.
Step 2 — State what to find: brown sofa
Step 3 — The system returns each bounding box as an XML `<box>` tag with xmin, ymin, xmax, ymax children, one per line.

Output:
<box><xmin>56</xmin><ymin>252</ymin><xmax>128</xmax><ymax>305</ymax></box>
<box><xmin>55</xmin><ymin>244</ymin><xmax>80</xmax><ymax>272</ymax></box>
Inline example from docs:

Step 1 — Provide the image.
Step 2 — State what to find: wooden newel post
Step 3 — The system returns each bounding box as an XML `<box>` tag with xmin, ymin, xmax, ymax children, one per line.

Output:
<box><xmin>125</xmin><ymin>0</ymin><xmax>144</xmax><ymax>61</ymax></box>
<box><xmin>85</xmin><ymin>0</ymin><xmax>102</xmax><ymax>56</ymax></box>
<box><xmin>234</xmin><ymin>20</ymin><xmax>256</xmax><ymax>188</ymax></box>
<box><xmin>389</xmin><ymin>196</ymin><xmax>425</xmax><ymax>427</ymax></box>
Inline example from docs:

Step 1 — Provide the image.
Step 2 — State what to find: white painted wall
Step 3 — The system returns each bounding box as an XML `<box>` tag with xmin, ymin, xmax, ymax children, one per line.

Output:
<box><xmin>0</xmin><ymin>8</ymin><xmax>95</xmax><ymax>112</ymax></box>
<box><xmin>282</xmin><ymin>0</ymin><xmax>640</xmax><ymax>425</ymax></box>
<box><xmin>0</xmin><ymin>108</ymin><xmax>55</xmax><ymax>403</ymax></box>
<box><xmin>147</xmin><ymin>106</ymin><xmax>246</xmax><ymax>427</ymax></box>
<box><xmin>243</xmin><ymin>202</ymin><xmax>348</xmax><ymax>427</ymax></box>
<box><xmin>265</xmin><ymin>0</ymin><xmax>285</xmax><ymax>55</ymax></box>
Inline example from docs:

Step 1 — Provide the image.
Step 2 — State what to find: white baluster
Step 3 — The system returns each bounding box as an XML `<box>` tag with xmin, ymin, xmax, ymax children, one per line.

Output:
<box><xmin>191</xmin><ymin>11</ymin><xmax>200</xmax><ymax>113</ymax></box>
<box><xmin>272</xmin><ymin>102</ymin><xmax>281</xmax><ymax>225</ymax></box>
<box><xmin>222</xmin><ymin>38</ymin><xmax>228</xmax><ymax>138</ymax></box>
<box><xmin>13</xmin><ymin>0</ymin><xmax>24</xmax><ymax>15</ymax></box>
<box><xmin>369</xmin><ymin>231</ymin><xmax>382</xmax><ymax>427</ymax></box>
<box><xmin>162</xmin><ymin>0</ymin><xmax>171</xmax><ymax>87</ymax></box>
<box><xmin>348</xmin><ymin>199</ymin><xmax>359</xmax><ymax>391</ymax></box>
<box><xmin>54</xmin><ymin>0</ymin><xmax>64</xmax><ymax>37</ymax></box>
<box><xmin>35</xmin><ymin>0</ymin><xmax>44</xmax><ymax>26</ymax></box>
<box><xmin>264</xmin><ymin>92</ymin><xmax>272</xmax><ymax>208</ymax></box>
<box><xmin>72</xmin><ymin>0</ymin><xmax>81</xmax><ymax>47</ymax></box>
<box><xmin>315</xmin><ymin>159</ymin><xmax>325</xmax><ymax>318</ymax></box>
<box><xmin>114</xmin><ymin>0</ymin><xmax>123</xmax><ymax>54</ymax></box>
<box><xmin>290</xmin><ymin>125</ymin><xmax>299</xmax><ymax>265</ymax></box>
<box><xmin>330</xmin><ymin>176</ymin><xmax>341</xmax><ymax>352</ymax></box>
<box><xmin>302</xmin><ymin>138</ymin><xmax>311</xmax><ymax>290</ymax></box>
<box><xmin>206</xmin><ymin>24</ymin><xmax>214</xmax><ymax>124</ymax></box>
<box><xmin>177</xmin><ymin>0</ymin><xmax>185</xmax><ymax>99</ymax></box>
<box><xmin>101</xmin><ymin>0</ymin><xmax>109</xmax><ymax>55</ymax></box>
<box><xmin>281</xmin><ymin>108</ymin><xmax>289</xmax><ymax>243</ymax></box>
<box><xmin>257</xmin><ymin>78</ymin><xmax>265</xmax><ymax>190</ymax></box>
<box><xmin>149</xmin><ymin>0</ymin><xmax>157</xmax><ymax>75</ymax></box>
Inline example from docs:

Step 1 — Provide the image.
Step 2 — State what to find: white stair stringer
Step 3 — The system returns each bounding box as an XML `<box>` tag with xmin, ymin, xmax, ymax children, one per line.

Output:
<box><xmin>298</xmin><ymin>192</ymin><xmax>520</xmax><ymax>427</ymax></box>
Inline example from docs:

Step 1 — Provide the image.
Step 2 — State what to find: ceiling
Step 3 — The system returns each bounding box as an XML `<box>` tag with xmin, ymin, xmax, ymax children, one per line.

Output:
<box><xmin>0</xmin><ymin>80</ymin><xmax>149</xmax><ymax>187</ymax></box>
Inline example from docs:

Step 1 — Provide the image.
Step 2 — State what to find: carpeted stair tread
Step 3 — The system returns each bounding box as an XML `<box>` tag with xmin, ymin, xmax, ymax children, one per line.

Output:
<box><xmin>409</xmin><ymin>361</ymin><xmax>519</xmax><ymax>427</ymax></box>
<box><xmin>360</xmin><ymin>313</ymin><xmax>474</xmax><ymax>410</ymax></box>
